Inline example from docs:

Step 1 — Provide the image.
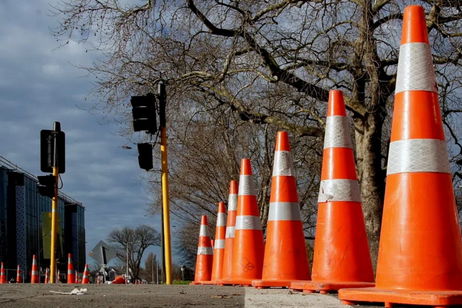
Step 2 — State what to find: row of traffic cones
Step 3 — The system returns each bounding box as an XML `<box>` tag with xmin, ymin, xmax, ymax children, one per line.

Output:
<box><xmin>0</xmin><ymin>254</ymin><xmax>90</xmax><ymax>284</ymax></box>
<box><xmin>191</xmin><ymin>5</ymin><xmax>462</xmax><ymax>307</ymax></box>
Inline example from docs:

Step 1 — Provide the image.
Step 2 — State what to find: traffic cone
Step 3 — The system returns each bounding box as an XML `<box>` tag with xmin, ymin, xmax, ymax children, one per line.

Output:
<box><xmin>291</xmin><ymin>90</ymin><xmax>374</xmax><ymax>293</ymax></box>
<box><xmin>339</xmin><ymin>5</ymin><xmax>462</xmax><ymax>307</ymax></box>
<box><xmin>191</xmin><ymin>215</ymin><xmax>213</xmax><ymax>284</ymax></box>
<box><xmin>16</xmin><ymin>265</ymin><xmax>22</xmax><ymax>283</ymax></box>
<box><xmin>229</xmin><ymin>158</ymin><xmax>264</xmax><ymax>286</ymax></box>
<box><xmin>0</xmin><ymin>262</ymin><xmax>6</xmax><ymax>284</ymax></box>
<box><xmin>82</xmin><ymin>264</ymin><xmax>90</xmax><ymax>284</ymax></box>
<box><xmin>209</xmin><ymin>202</ymin><xmax>227</xmax><ymax>283</ymax></box>
<box><xmin>44</xmin><ymin>268</ymin><xmax>49</xmax><ymax>284</ymax></box>
<box><xmin>67</xmin><ymin>253</ymin><xmax>75</xmax><ymax>284</ymax></box>
<box><xmin>31</xmin><ymin>255</ymin><xmax>39</xmax><ymax>283</ymax></box>
<box><xmin>253</xmin><ymin>131</ymin><xmax>310</xmax><ymax>288</ymax></box>
<box><xmin>217</xmin><ymin>180</ymin><xmax>238</xmax><ymax>285</ymax></box>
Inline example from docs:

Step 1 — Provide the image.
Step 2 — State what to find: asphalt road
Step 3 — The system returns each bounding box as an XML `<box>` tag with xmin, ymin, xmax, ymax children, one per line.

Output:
<box><xmin>0</xmin><ymin>284</ymin><xmax>390</xmax><ymax>307</ymax></box>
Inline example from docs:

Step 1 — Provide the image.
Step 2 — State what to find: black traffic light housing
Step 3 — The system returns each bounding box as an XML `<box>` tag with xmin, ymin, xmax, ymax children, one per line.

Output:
<box><xmin>131</xmin><ymin>94</ymin><xmax>157</xmax><ymax>134</ymax></box>
<box><xmin>41</xmin><ymin>124</ymin><xmax>65</xmax><ymax>173</ymax></box>
<box><xmin>37</xmin><ymin>175</ymin><xmax>55</xmax><ymax>198</ymax></box>
<box><xmin>137</xmin><ymin>143</ymin><xmax>153</xmax><ymax>171</ymax></box>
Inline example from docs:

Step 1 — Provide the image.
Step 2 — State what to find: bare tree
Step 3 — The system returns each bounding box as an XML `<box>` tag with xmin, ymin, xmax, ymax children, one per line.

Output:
<box><xmin>108</xmin><ymin>225</ymin><xmax>161</xmax><ymax>280</ymax></box>
<box><xmin>55</xmin><ymin>0</ymin><xmax>462</xmax><ymax>263</ymax></box>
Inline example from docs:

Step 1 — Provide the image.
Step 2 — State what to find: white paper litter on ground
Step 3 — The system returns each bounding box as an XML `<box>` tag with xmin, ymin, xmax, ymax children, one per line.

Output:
<box><xmin>49</xmin><ymin>288</ymin><xmax>88</xmax><ymax>295</ymax></box>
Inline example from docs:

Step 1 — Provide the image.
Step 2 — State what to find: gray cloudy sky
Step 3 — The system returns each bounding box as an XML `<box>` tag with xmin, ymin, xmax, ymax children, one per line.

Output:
<box><xmin>0</xmin><ymin>0</ymin><xmax>162</xmax><ymax>264</ymax></box>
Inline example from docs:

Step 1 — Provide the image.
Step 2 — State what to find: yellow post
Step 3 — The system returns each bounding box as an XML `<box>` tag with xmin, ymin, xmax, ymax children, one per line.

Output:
<box><xmin>49</xmin><ymin>166</ymin><xmax>59</xmax><ymax>283</ymax></box>
<box><xmin>161</xmin><ymin>127</ymin><xmax>172</xmax><ymax>284</ymax></box>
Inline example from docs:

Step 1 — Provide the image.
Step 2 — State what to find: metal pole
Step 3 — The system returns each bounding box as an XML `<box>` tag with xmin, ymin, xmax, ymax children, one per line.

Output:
<box><xmin>158</xmin><ymin>81</ymin><xmax>172</xmax><ymax>285</ymax></box>
<box><xmin>49</xmin><ymin>122</ymin><xmax>60</xmax><ymax>283</ymax></box>
<box><xmin>160</xmin><ymin>127</ymin><xmax>172</xmax><ymax>284</ymax></box>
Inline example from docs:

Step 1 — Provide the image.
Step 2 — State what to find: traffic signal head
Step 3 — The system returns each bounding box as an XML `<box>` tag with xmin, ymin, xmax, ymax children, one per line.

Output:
<box><xmin>37</xmin><ymin>175</ymin><xmax>55</xmax><ymax>198</ymax></box>
<box><xmin>137</xmin><ymin>143</ymin><xmax>153</xmax><ymax>171</ymax></box>
<box><xmin>131</xmin><ymin>94</ymin><xmax>157</xmax><ymax>134</ymax></box>
<box><xmin>40</xmin><ymin>129</ymin><xmax>65</xmax><ymax>173</ymax></box>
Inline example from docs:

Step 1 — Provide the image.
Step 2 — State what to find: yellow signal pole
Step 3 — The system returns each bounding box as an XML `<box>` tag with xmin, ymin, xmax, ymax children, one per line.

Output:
<box><xmin>160</xmin><ymin>127</ymin><xmax>172</xmax><ymax>284</ymax></box>
<box><xmin>159</xmin><ymin>81</ymin><xmax>172</xmax><ymax>284</ymax></box>
<box><xmin>50</xmin><ymin>166</ymin><xmax>58</xmax><ymax>283</ymax></box>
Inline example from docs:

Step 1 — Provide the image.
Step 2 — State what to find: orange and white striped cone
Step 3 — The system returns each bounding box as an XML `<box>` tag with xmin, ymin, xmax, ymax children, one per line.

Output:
<box><xmin>217</xmin><ymin>180</ymin><xmax>238</xmax><ymax>285</ymax></box>
<box><xmin>208</xmin><ymin>202</ymin><xmax>227</xmax><ymax>284</ymax></box>
<box><xmin>16</xmin><ymin>265</ymin><xmax>22</xmax><ymax>283</ymax></box>
<box><xmin>82</xmin><ymin>264</ymin><xmax>90</xmax><ymax>284</ymax></box>
<box><xmin>31</xmin><ymin>255</ymin><xmax>39</xmax><ymax>283</ymax></box>
<box><xmin>291</xmin><ymin>90</ymin><xmax>374</xmax><ymax>294</ymax></box>
<box><xmin>67</xmin><ymin>253</ymin><xmax>75</xmax><ymax>284</ymax></box>
<box><xmin>340</xmin><ymin>5</ymin><xmax>462</xmax><ymax>307</ymax></box>
<box><xmin>44</xmin><ymin>268</ymin><xmax>49</xmax><ymax>284</ymax></box>
<box><xmin>191</xmin><ymin>215</ymin><xmax>213</xmax><ymax>285</ymax></box>
<box><xmin>252</xmin><ymin>131</ymin><xmax>310</xmax><ymax>288</ymax></box>
<box><xmin>229</xmin><ymin>158</ymin><xmax>264</xmax><ymax>286</ymax></box>
<box><xmin>0</xmin><ymin>262</ymin><xmax>6</xmax><ymax>284</ymax></box>
<box><xmin>253</xmin><ymin>131</ymin><xmax>310</xmax><ymax>288</ymax></box>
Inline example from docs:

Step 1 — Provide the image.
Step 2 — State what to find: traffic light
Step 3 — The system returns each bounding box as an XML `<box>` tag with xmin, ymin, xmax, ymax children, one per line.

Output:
<box><xmin>40</xmin><ymin>128</ymin><xmax>65</xmax><ymax>173</ymax></box>
<box><xmin>37</xmin><ymin>175</ymin><xmax>55</xmax><ymax>198</ymax></box>
<box><xmin>131</xmin><ymin>94</ymin><xmax>157</xmax><ymax>134</ymax></box>
<box><xmin>137</xmin><ymin>143</ymin><xmax>153</xmax><ymax>171</ymax></box>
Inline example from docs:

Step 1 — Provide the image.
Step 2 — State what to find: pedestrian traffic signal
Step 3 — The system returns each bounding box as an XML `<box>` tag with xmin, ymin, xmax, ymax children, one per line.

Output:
<box><xmin>37</xmin><ymin>175</ymin><xmax>55</xmax><ymax>198</ymax></box>
<box><xmin>40</xmin><ymin>128</ymin><xmax>65</xmax><ymax>173</ymax></box>
<box><xmin>131</xmin><ymin>94</ymin><xmax>157</xmax><ymax>134</ymax></box>
<box><xmin>137</xmin><ymin>143</ymin><xmax>153</xmax><ymax>171</ymax></box>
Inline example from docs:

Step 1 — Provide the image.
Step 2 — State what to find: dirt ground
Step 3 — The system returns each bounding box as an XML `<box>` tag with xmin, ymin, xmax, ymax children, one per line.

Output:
<box><xmin>0</xmin><ymin>284</ymin><xmax>390</xmax><ymax>307</ymax></box>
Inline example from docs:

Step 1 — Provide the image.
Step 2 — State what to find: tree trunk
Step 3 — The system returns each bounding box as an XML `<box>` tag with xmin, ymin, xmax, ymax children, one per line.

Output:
<box><xmin>354</xmin><ymin>111</ymin><xmax>386</xmax><ymax>269</ymax></box>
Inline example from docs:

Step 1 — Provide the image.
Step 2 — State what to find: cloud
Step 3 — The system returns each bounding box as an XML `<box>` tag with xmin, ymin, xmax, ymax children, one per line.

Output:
<box><xmin>0</xmin><ymin>0</ymin><xmax>162</xmax><ymax>264</ymax></box>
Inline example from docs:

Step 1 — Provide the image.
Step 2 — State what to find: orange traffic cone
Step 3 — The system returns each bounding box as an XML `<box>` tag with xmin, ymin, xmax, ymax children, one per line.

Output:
<box><xmin>217</xmin><ymin>180</ymin><xmax>238</xmax><ymax>285</ymax></box>
<box><xmin>253</xmin><ymin>131</ymin><xmax>310</xmax><ymax>288</ymax></box>
<box><xmin>82</xmin><ymin>264</ymin><xmax>90</xmax><ymax>284</ymax></box>
<box><xmin>16</xmin><ymin>265</ymin><xmax>22</xmax><ymax>283</ymax></box>
<box><xmin>0</xmin><ymin>262</ymin><xmax>6</xmax><ymax>284</ymax></box>
<box><xmin>44</xmin><ymin>268</ymin><xmax>49</xmax><ymax>284</ymax></box>
<box><xmin>229</xmin><ymin>158</ymin><xmax>264</xmax><ymax>286</ymax></box>
<box><xmin>209</xmin><ymin>202</ymin><xmax>227</xmax><ymax>283</ymax></box>
<box><xmin>191</xmin><ymin>215</ymin><xmax>213</xmax><ymax>284</ymax></box>
<box><xmin>291</xmin><ymin>90</ymin><xmax>374</xmax><ymax>293</ymax></box>
<box><xmin>340</xmin><ymin>5</ymin><xmax>462</xmax><ymax>307</ymax></box>
<box><xmin>31</xmin><ymin>255</ymin><xmax>39</xmax><ymax>283</ymax></box>
<box><xmin>67</xmin><ymin>253</ymin><xmax>75</xmax><ymax>284</ymax></box>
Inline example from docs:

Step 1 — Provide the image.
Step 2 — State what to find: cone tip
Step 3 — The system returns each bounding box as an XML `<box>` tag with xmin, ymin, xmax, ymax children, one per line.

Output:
<box><xmin>275</xmin><ymin>131</ymin><xmax>291</xmax><ymax>151</ymax></box>
<box><xmin>401</xmin><ymin>5</ymin><xmax>429</xmax><ymax>44</ymax></box>
<box><xmin>229</xmin><ymin>180</ymin><xmax>238</xmax><ymax>194</ymax></box>
<box><xmin>200</xmin><ymin>215</ymin><xmax>208</xmax><ymax>225</ymax></box>
<box><xmin>240</xmin><ymin>158</ymin><xmax>253</xmax><ymax>175</ymax></box>
<box><xmin>327</xmin><ymin>90</ymin><xmax>346</xmax><ymax>116</ymax></box>
<box><xmin>218</xmin><ymin>201</ymin><xmax>226</xmax><ymax>212</ymax></box>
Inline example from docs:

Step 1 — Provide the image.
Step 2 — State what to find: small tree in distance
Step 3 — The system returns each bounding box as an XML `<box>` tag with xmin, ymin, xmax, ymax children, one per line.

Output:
<box><xmin>108</xmin><ymin>225</ymin><xmax>161</xmax><ymax>280</ymax></box>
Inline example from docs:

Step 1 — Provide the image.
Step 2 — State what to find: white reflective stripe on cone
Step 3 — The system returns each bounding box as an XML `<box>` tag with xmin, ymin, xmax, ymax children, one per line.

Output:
<box><xmin>387</xmin><ymin>139</ymin><xmax>450</xmax><ymax>175</ymax></box>
<box><xmin>214</xmin><ymin>239</ymin><xmax>225</xmax><ymax>249</ymax></box>
<box><xmin>235</xmin><ymin>215</ymin><xmax>262</xmax><ymax>230</ymax></box>
<box><xmin>395</xmin><ymin>43</ymin><xmax>437</xmax><ymax>94</ymax></box>
<box><xmin>216</xmin><ymin>213</ymin><xmax>226</xmax><ymax>227</ymax></box>
<box><xmin>225</xmin><ymin>226</ymin><xmax>235</xmax><ymax>238</ymax></box>
<box><xmin>228</xmin><ymin>195</ymin><xmax>238</xmax><ymax>211</ymax></box>
<box><xmin>197</xmin><ymin>247</ymin><xmax>213</xmax><ymax>255</ymax></box>
<box><xmin>324</xmin><ymin>116</ymin><xmax>353</xmax><ymax>149</ymax></box>
<box><xmin>318</xmin><ymin>179</ymin><xmax>361</xmax><ymax>202</ymax></box>
<box><xmin>268</xmin><ymin>202</ymin><xmax>301</xmax><ymax>221</ymax></box>
<box><xmin>199</xmin><ymin>224</ymin><xmax>209</xmax><ymax>237</ymax></box>
<box><xmin>238</xmin><ymin>175</ymin><xmax>257</xmax><ymax>196</ymax></box>
<box><xmin>272</xmin><ymin>151</ymin><xmax>295</xmax><ymax>176</ymax></box>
